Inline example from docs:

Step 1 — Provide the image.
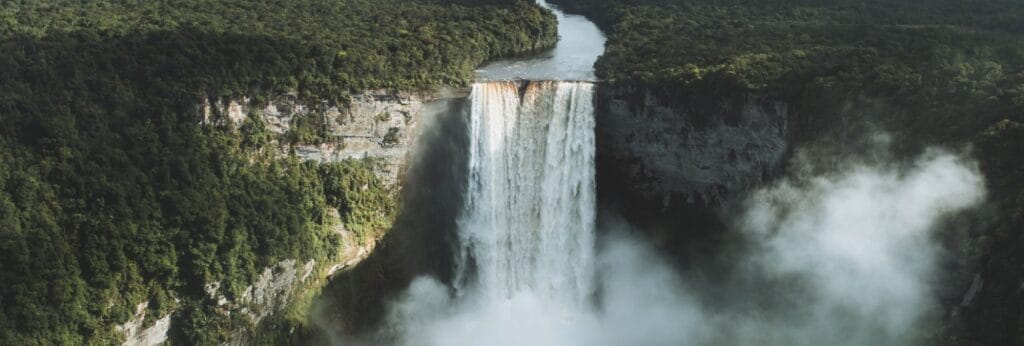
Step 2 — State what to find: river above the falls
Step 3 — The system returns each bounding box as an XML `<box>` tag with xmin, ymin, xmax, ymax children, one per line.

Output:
<box><xmin>475</xmin><ymin>0</ymin><xmax>605</xmax><ymax>81</ymax></box>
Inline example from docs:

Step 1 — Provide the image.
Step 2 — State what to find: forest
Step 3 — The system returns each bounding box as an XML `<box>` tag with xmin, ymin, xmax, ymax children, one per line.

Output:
<box><xmin>0</xmin><ymin>0</ymin><xmax>555</xmax><ymax>344</ymax></box>
<box><xmin>550</xmin><ymin>0</ymin><xmax>1024</xmax><ymax>141</ymax></box>
<box><xmin>548</xmin><ymin>0</ymin><xmax>1024</xmax><ymax>199</ymax></box>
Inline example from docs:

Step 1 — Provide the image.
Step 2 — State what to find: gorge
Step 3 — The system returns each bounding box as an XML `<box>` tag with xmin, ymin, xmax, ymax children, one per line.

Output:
<box><xmin>1</xmin><ymin>0</ymin><xmax>1021</xmax><ymax>345</ymax></box>
<box><xmin>327</xmin><ymin>3</ymin><xmax>988</xmax><ymax>345</ymax></box>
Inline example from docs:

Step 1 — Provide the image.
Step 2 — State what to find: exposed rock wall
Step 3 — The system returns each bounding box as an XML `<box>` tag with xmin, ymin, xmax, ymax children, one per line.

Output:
<box><xmin>117</xmin><ymin>302</ymin><xmax>172</xmax><ymax>346</ymax></box>
<box><xmin>596</xmin><ymin>84</ymin><xmax>789</xmax><ymax>209</ymax></box>
<box><xmin>202</xmin><ymin>259</ymin><xmax>317</xmax><ymax>326</ymax></box>
<box><xmin>594</xmin><ymin>82</ymin><xmax>1008</xmax><ymax>344</ymax></box>
<box><xmin>201</xmin><ymin>89</ymin><xmax>442</xmax><ymax>187</ymax></box>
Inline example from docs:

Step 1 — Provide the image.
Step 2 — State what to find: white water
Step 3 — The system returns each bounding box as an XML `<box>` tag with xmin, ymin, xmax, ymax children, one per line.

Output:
<box><xmin>381</xmin><ymin>82</ymin><xmax>987</xmax><ymax>345</ymax></box>
<box><xmin>456</xmin><ymin>81</ymin><xmax>597</xmax><ymax>305</ymax></box>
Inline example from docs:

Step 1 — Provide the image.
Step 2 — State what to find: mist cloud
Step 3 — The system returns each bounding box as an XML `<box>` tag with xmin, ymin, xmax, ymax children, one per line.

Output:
<box><xmin>374</xmin><ymin>150</ymin><xmax>985</xmax><ymax>346</ymax></box>
<box><xmin>722</xmin><ymin>150</ymin><xmax>985</xmax><ymax>345</ymax></box>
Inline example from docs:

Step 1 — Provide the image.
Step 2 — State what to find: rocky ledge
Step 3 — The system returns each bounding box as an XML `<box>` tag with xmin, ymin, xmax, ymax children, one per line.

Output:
<box><xmin>200</xmin><ymin>89</ymin><xmax>443</xmax><ymax>187</ymax></box>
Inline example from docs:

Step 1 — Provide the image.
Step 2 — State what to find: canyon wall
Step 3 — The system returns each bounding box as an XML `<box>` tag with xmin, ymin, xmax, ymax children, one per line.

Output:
<box><xmin>592</xmin><ymin>81</ymin><xmax>1010</xmax><ymax>344</ymax></box>
<box><xmin>595</xmin><ymin>83</ymin><xmax>789</xmax><ymax>216</ymax></box>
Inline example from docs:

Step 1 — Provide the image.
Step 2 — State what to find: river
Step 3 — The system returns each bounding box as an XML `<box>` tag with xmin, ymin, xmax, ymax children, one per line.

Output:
<box><xmin>475</xmin><ymin>0</ymin><xmax>606</xmax><ymax>81</ymax></box>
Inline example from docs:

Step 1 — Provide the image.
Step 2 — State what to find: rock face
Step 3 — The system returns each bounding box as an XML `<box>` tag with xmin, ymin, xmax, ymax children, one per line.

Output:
<box><xmin>201</xmin><ymin>89</ymin><xmax>438</xmax><ymax>187</ymax></box>
<box><xmin>327</xmin><ymin>214</ymin><xmax>379</xmax><ymax>277</ymax></box>
<box><xmin>596</xmin><ymin>84</ymin><xmax>789</xmax><ymax>208</ymax></box>
<box><xmin>217</xmin><ymin>259</ymin><xmax>317</xmax><ymax>346</ymax></box>
<box><xmin>117</xmin><ymin>302</ymin><xmax>172</xmax><ymax>346</ymax></box>
<box><xmin>119</xmin><ymin>251</ymin><xmax>320</xmax><ymax>346</ymax></box>
<box><xmin>221</xmin><ymin>259</ymin><xmax>316</xmax><ymax>324</ymax></box>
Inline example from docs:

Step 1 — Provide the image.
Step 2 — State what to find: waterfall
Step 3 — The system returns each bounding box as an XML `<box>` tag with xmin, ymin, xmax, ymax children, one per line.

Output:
<box><xmin>382</xmin><ymin>75</ymin><xmax>985</xmax><ymax>346</ymax></box>
<box><xmin>456</xmin><ymin>81</ymin><xmax>597</xmax><ymax>306</ymax></box>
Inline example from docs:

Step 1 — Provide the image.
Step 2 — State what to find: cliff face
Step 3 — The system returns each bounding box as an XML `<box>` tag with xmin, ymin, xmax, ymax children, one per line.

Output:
<box><xmin>594</xmin><ymin>81</ymin><xmax>1024</xmax><ymax>343</ymax></box>
<box><xmin>201</xmin><ymin>89</ymin><xmax>439</xmax><ymax>187</ymax></box>
<box><xmin>119</xmin><ymin>89</ymin><xmax>451</xmax><ymax>345</ymax></box>
<box><xmin>596</xmin><ymin>84</ymin><xmax>789</xmax><ymax>210</ymax></box>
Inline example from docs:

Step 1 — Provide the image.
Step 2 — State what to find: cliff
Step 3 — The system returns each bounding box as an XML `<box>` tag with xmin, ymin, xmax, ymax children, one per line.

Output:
<box><xmin>596</xmin><ymin>84</ymin><xmax>788</xmax><ymax>209</ymax></box>
<box><xmin>201</xmin><ymin>89</ymin><xmax>437</xmax><ymax>187</ymax></box>
<box><xmin>594</xmin><ymin>78</ymin><xmax>1024</xmax><ymax>344</ymax></box>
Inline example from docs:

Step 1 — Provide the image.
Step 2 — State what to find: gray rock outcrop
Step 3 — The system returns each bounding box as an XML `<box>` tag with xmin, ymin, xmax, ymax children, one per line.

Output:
<box><xmin>201</xmin><ymin>89</ymin><xmax>436</xmax><ymax>187</ymax></box>
<box><xmin>597</xmin><ymin>84</ymin><xmax>789</xmax><ymax>207</ymax></box>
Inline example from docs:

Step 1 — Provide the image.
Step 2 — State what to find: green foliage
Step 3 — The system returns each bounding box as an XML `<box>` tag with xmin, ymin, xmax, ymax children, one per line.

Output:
<box><xmin>287</xmin><ymin>112</ymin><xmax>332</xmax><ymax>145</ymax></box>
<box><xmin>552</xmin><ymin>0</ymin><xmax>1024</xmax><ymax>143</ymax></box>
<box><xmin>319</xmin><ymin>160</ymin><xmax>398</xmax><ymax>242</ymax></box>
<box><xmin>0</xmin><ymin>0</ymin><xmax>555</xmax><ymax>344</ymax></box>
<box><xmin>1</xmin><ymin>0</ymin><xmax>555</xmax><ymax>101</ymax></box>
<box><xmin>383</xmin><ymin>127</ymin><xmax>402</xmax><ymax>146</ymax></box>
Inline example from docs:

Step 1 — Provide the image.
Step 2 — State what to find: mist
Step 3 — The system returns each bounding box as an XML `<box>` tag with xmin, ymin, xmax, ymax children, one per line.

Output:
<box><xmin>372</xmin><ymin>148</ymin><xmax>984</xmax><ymax>346</ymax></box>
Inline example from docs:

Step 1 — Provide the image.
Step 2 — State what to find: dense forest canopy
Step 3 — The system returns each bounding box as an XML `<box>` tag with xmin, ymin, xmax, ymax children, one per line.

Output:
<box><xmin>0</xmin><ymin>0</ymin><xmax>555</xmax><ymax>344</ymax></box>
<box><xmin>1</xmin><ymin>0</ymin><xmax>555</xmax><ymax>101</ymax></box>
<box><xmin>551</xmin><ymin>0</ymin><xmax>1024</xmax><ymax>113</ymax></box>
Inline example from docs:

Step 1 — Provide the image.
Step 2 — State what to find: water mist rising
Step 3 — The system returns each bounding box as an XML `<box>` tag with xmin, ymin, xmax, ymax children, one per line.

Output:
<box><xmin>377</xmin><ymin>80</ymin><xmax>984</xmax><ymax>346</ymax></box>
